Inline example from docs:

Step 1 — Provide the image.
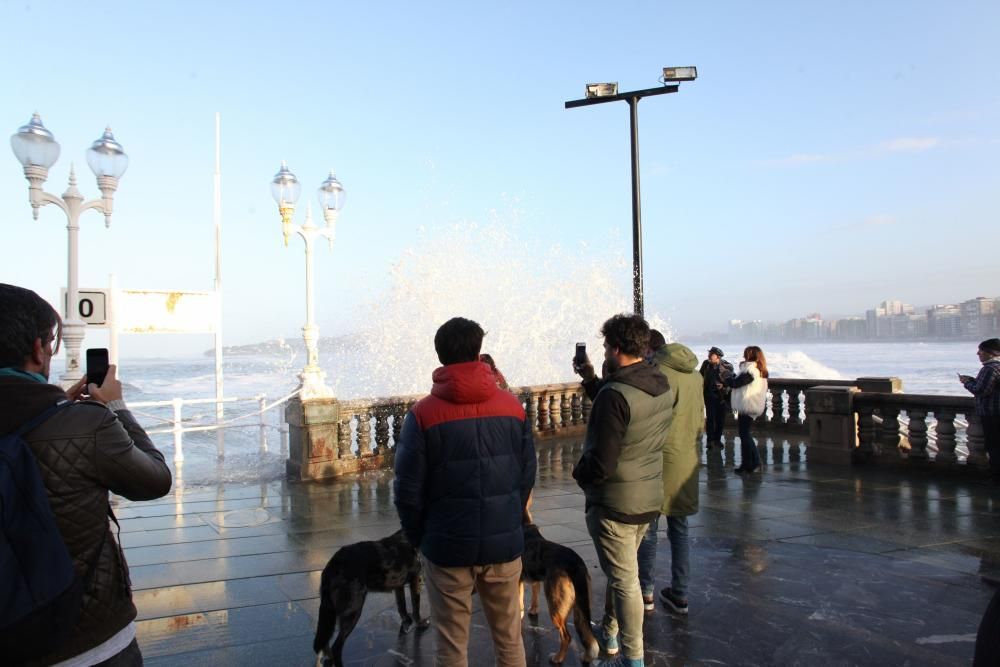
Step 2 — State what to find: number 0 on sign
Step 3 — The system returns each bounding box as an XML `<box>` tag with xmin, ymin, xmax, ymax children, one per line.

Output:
<box><xmin>61</xmin><ymin>289</ymin><xmax>109</xmax><ymax>327</ymax></box>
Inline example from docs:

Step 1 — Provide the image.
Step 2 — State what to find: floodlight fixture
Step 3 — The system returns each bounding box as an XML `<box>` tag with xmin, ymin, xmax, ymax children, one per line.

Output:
<box><xmin>662</xmin><ymin>66</ymin><xmax>697</xmax><ymax>83</ymax></box>
<box><xmin>585</xmin><ymin>82</ymin><xmax>618</xmax><ymax>98</ymax></box>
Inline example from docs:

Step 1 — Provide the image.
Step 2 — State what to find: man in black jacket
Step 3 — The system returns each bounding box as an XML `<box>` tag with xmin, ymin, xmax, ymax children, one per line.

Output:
<box><xmin>699</xmin><ymin>347</ymin><xmax>733</xmax><ymax>448</ymax></box>
<box><xmin>573</xmin><ymin>314</ymin><xmax>672</xmax><ymax>667</ymax></box>
<box><xmin>0</xmin><ymin>284</ymin><xmax>171</xmax><ymax>667</ymax></box>
<box><xmin>394</xmin><ymin>317</ymin><xmax>536</xmax><ymax>667</ymax></box>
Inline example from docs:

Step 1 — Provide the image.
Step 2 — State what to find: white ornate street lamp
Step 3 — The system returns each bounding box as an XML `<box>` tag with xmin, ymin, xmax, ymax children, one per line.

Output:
<box><xmin>10</xmin><ymin>113</ymin><xmax>128</xmax><ymax>384</ymax></box>
<box><xmin>271</xmin><ymin>162</ymin><xmax>345</xmax><ymax>399</ymax></box>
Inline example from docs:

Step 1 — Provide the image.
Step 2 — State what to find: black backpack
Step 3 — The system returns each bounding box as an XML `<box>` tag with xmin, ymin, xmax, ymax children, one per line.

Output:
<box><xmin>0</xmin><ymin>401</ymin><xmax>94</xmax><ymax>664</ymax></box>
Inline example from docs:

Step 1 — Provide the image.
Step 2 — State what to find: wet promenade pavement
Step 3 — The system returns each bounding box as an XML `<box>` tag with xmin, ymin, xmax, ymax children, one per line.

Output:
<box><xmin>120</xmin><ymin>439</ymin><xmax>1000</xmax><ymax>665</ymax></box>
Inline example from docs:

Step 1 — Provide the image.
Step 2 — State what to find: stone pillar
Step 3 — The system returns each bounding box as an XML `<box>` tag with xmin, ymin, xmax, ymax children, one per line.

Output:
<box><xmin>805</xmin><ymin>386</ymin><xmax>859</xmax><ymax>464</ymax></box>
<box><xmin>285</xmin><ymin>396</ymin><xmax>341</xmax><ymax>481</ymax></box>
<box><xmin>855</xmin><ymin>377</ymin><xmax>903</xmax><ymax>393</ymax></box>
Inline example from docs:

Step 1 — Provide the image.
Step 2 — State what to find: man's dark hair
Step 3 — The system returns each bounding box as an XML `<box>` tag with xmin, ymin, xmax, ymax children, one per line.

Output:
<box><xmin>649</xmin><ymin>329</ymin><xmax>666</xmax><ymax>350</ymax></box>
<box><xmin>434</xmin><ymin>317</ymin><xmax>485</xmax><ymax>365</ymax></box>
<box><xmin>600</xmin><ymin>313</ymin><xmax>650</xmax><ymax>358</ymax></box>
<box><xmin>0</xmin><ymin>284</ymin><xmax>60</xmax><ymax>369</ymax></box>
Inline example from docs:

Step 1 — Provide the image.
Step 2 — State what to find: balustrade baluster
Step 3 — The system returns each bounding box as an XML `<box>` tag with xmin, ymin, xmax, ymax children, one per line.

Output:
<box><xmin>856</xmin><ymin>406</ymin><xmax>876</xmax><ymax>459</ymax></box>
<box><xmin>374</xmin><ymin>406</ymin><xmax>390</xmax><ymax>455</ymax></box>
<box><xmin>525</xmin><ymin>391</ymin><xmax>538</xmax><ymax>433</ymax></box>
<box><xmin>571</xmin><ymin>392</ymin><xmax>582</xmax><ymax>425</ymax></box>
<box><xmin>770</xmin><ymin>389</ymin><xmax>784</xmax><ymax>424</ymax></box>
<box><xmin>548</xmin><ymin>394</ymin><xmax>559</xmax><ymax>430</ymax></box>
<box><xmin>788</xmin><ymin>391</ymin><xmax>802</xmax><ymax>426</ymax></box>
<box><xmin>582</xmin><ymin>394</ymin><xmax>593</xmax><ymax>424</ymax></box>
<box><xmin>906</xmin><ymin>409</ymin><xmax>929</xmax><ymax>460</ymax></box>
<box><xmin>358</xmin><ymin>410</ymin><xmax>373</xmax><ymax>457</ymax></box>
<box><xmin>337</xmin><ymin>417</ymin><xmax>353</xmax><ymax>459</ymax></box>
<box><xmin>878</xmin><ymin>407</ymin><xmax>901</xmax><ymax>459</ymax></box>
<box><xmin>537</xmin><ymin>393</ymin><xmax>550</xmax><ymax>432</ymax></box>
<box><xmin>966</xmin><ymin>414</ymin><xmax>988</xmax><ymax>468</ymax></box>
<box><xmin>560</xmin><ymin>392</ymin><xmax>571</xmax><ymax>429</ymax></box>
<box><xmin>934</xmin><ymin>410</ymin><xmax>958</xmax><ymax>464</ymax></box>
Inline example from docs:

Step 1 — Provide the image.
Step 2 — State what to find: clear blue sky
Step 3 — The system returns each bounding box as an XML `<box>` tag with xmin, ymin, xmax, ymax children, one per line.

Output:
<box><xmin>3</xmin><ymin>0</ymin><xmax>998</xmax><ymax>357</ymax></box>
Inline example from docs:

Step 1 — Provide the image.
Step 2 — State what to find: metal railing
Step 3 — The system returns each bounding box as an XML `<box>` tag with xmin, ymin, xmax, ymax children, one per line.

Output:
<box><xmin>129</xmin><ymin>389</ymin><xmax>300</xmax><ymax>463</ymax></box>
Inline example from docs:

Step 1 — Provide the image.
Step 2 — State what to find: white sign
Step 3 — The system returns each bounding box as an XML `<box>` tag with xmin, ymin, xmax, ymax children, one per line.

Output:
<box><xmin>115</xmin><ymin>289</ymin><xmax>218</xmax><ymax>334</ymax></box>
<box><xmin>61</xmin><ymin>289</ymin><xmax>109</xmax><ymax>326</ymax></box>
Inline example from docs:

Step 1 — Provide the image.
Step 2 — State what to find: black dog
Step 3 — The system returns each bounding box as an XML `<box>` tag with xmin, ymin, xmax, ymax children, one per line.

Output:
<box><xmin>313</xmin><ymin>529</ymin><xmax>429</xmax><ymax>667</ymax></box>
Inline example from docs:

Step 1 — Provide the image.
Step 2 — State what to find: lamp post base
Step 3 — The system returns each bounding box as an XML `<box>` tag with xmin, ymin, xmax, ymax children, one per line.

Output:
<box><xmin>59</xmin><ymin>319</ymin><xmax>86</xmax><ymax>388</ymax></box>
<box><xmin>299</xmin><ymin>365</ymin><xmax>334</xmax><ymax>401</ymax></box>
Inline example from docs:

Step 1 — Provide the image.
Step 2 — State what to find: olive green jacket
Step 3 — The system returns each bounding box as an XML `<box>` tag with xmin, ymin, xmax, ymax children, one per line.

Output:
<box><xmin>653</xmin><ymin>343</ymin><xmax>704</xmax><ymax>516</ymax></box>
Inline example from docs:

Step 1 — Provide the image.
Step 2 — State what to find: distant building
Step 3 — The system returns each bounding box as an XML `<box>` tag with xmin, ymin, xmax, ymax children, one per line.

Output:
<box><xmin>960</xmin><ymin>297</ymin><xmax>996</xmax><ymax>337</ymax></box>
<box><xmin>927</xmin><ymin>304</ymin><xmax>962</xmax><ymax>337</ymax></box>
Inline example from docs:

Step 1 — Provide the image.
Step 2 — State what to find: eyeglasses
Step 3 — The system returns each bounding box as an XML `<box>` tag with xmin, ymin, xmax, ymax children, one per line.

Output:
<box><xmin>44</xmin><ymin>324</ymin><xmax>61</xmax><ymax>356</ymax></box>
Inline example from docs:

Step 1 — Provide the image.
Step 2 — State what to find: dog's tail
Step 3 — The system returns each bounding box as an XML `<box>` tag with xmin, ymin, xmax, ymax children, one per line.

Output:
<box><xmin>570</xmin><ymin>565</ymin><xmax>600</xmax><ymax>662</ymax></box>
<box><xmin>313</xmin><ymin>575</ymin><xmax>337</xmax><ymax>655</ymax></box>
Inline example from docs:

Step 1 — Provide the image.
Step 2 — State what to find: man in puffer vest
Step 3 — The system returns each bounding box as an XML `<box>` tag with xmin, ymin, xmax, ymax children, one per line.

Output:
<box><xmin>573</xmin><ymin>314</ymin><xmax>673</xmax><ymax>667</ymax></box>
<box><xmin>0</xmin><ymin>284</ymin><xmax>172</xmax><ymax>666</ymax></box>
<box><xmin>394</xmin><ymin>317</ymin><xmax>536</xmax><ymax>667</ymax></box>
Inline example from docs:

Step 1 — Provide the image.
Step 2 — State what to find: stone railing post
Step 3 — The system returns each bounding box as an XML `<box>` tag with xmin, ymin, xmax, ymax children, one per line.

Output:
<box><xmin>337</xmin><ymin>417</ymin><xmax>353</xmax><ymax>459</ymax></box>
<box><xmin>571</xmin><ymin>393</ymin><xmax>582</xmax><ymax>425</ymax></box>
<box><xmin>805</xmin><ymin>386</ymin><xmax>858</xmax><ymax>464</ymax></box>
<box><xmin>966</xmin><ymin>414</ymin><xmax>988</xmax><ymax>468</ymax></box>
<box><xmin>357</xmin><ymin>409</ymin><xmax>373</xmax><ymax>457</ymax></box>
<box><xmin>560</xmin><ymin>392</ymin><xmax>572</xmax><ymax>430</ymax></box>
<box><xmin>373</xmin><ymin>406</ymin><xmax>391</xmax><ymax>455</ymax></box>
<box><xmin>935</xmin><ymin>410</ymin><xmax>958</xmax><ymax>464</ymax></box>
<box><xmin>285</xmin><ymin>396</ymin><xmax>341</xmax><ymax>481</ymax></box>
<box><xmin>878</xmin><ymin>406</ymin><xmax>902</xmax><ymax>458</ymax></box>
<box><xmin>856</xmin><ymin>405</ymin><xmax>877</xmax><ymax>460</ymax></box>
<box><xmin>770</xmin><ymin>389</ymin><xmax>784</xmax><ymax>425</ymax></box>
<box><xmin>524</xmin><ymin>390</ymin><xmax>538</xmax><ymax>433</ymax></box>
<box><xmin>906</xmin><ymin>408</ymin><xmax>929</xmax><ymax>460</ymax></box>
<box><xmin>787</xmin><ymin>390</ymin><xmax>802</xmax><ymax>427</ymax></box>
<box><xmin>537</xmin><ymin>392</ymin><xmax>550</xmax><ymax>432</ymax></box>
<box><xmin>582</xmin><ymin>393</ymin><xmax>593</xmax><ymax>423</ymax></box>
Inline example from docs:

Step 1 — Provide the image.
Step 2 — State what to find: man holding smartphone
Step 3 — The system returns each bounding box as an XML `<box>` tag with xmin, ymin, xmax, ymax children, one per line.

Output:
<box><xmin>960</xmin><ymin>338</ymin><xmax>1000</xmax><ymax>484</ymax></box>
<box><xmin>0</xmin><ymin>283</ymin><xmax>172</xmax><ymax>666</ymax></box>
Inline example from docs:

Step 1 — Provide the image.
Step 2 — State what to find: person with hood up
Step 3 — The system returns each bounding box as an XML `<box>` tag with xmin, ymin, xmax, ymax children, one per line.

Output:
<box><xmin>960</xmin><ymin>338</ymin><xmax>1000</xmax><ymax>484</ymax></box>
<box><xmin>722</xmin><ymin>346</ymin><xmax>769</xmax><ymax>474</ymax></box>
<box><xmin>572</xmin><ymin>314</ymin><xmax>672</xmax><ymax>667</ymax></box>
<box><xmin>636</xmin><ymin>331</ymin><xmax>704</xmax><ymax>616</ymax></box>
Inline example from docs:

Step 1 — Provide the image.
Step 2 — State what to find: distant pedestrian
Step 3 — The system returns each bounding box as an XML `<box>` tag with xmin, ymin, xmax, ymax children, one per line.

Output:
<box><xmin>637</xmin><ymin>330</ymin><xmax>704</xmax><ymax>618</ymax></box>
<box><xmin>479</xmin><ymin>353</ymin><xmax>510</xmax><ymax>391</ymax></box>
<box><xmin>699</xmin><ymin>347</ymin><xmax>733</xmax><ymax>448</ymax></box>
<box><xmin>394</xmin><ymin>317</ymin><xmax>536</xmax><ymax>667</ymax></box>
<box><xmin>960</xmin><ymin>338</ymin><xmax>1000</xmax><ymax>484</ymax></box>
<box><xmin>723</xmin><ymin>346</ymin><xmax>769</xmax><ymax>474</ymax></box>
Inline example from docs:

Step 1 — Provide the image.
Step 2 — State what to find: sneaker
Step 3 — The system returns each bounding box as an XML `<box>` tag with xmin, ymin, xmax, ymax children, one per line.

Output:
<box><xmin>592</xmin><ymin>657</ymin><xmax>645</xmax><ymax>667</ymax></box>
<box><xmin>594</xmin><ymin>624</ymin><xmax>619</xmax><ymax>656</ymax></box>
<box><xmin>642</xmin><ymin>593</ymin><xmax>655</xmax><ymax>613</ymax></box>
<box><xmin>659</xmin><ymin>587</ymin><xmax>689</xmax><ymax>615</ymax></box>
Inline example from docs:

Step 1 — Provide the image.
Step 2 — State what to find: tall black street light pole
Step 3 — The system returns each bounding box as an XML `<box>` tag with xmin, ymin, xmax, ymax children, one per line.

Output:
<box><xmin>566</xmin><ymin>70</ymin><xmax>695</xmax><ymax>317</ymax></box>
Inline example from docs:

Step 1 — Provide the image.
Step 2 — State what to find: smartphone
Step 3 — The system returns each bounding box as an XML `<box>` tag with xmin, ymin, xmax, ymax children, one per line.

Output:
<box><xmin>574</xmin><ymin>342</ymin><xmax>587</xmax><ymax>367</ymax></box>
<box><xmin>86</xmin><ymin>348</ymin><xmax>109</xmax><ymax>387</ymax></box>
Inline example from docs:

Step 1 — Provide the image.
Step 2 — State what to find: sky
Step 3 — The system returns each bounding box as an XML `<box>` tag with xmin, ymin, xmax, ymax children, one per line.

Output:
<box><xmin>2</xmin><ymin>0</ymin><xmax>998</xmax><ymax>358</ymax></box>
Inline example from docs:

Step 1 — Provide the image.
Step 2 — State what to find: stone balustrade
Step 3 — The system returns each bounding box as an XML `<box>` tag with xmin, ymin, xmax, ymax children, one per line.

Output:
<box><xmin>286</xmin><ymin>383</ymin><xmax>588</xmax><ymax>480</ymax></box>
<box><xmin>286</xmin><ymin>374</ymin><xmax>987</xmax><ymax>480</ymax></box>
<box><xmin>852</xmin><ymin>392</ymin><xmax>984</xmax><ymax>467</ymax></box>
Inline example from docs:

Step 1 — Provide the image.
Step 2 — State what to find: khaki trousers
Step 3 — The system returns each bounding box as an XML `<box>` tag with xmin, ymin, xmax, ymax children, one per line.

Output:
<box><xmin>423</xmin><ymin>558</ymin><xmax>526</xmax><ymax>667</ymax></box>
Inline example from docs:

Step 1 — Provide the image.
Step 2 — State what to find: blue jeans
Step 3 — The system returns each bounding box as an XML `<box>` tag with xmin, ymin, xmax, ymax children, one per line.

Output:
<box><xmin>637</xmin><ymin>515</ymin><xmax>689</xmax><ymax>599</ymax></box>
<box><xmin>738</xmin><ymin>414</ymin><xmax>761</xmax><ymax>470</ymax></box>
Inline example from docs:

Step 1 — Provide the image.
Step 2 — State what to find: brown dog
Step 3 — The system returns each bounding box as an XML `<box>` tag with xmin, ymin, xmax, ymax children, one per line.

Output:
<box><xmin>520</xmin><ymin>495</ymin><xmax>600</xmax><ymax>665</ymax></box>
<box><xmin>313</xmin><ymin>529</ymin><xmax>429</xmax><ymax>667</ymax></box>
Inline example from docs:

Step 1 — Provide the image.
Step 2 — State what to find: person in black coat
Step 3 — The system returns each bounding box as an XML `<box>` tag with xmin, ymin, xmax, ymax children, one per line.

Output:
<box><xmin>699</xmin><ymin>347</ymin><xmax>733</xmax><ymax>448</ymax></box>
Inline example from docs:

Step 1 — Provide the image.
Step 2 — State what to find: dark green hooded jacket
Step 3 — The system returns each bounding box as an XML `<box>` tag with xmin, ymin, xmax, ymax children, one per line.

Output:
<box><xmin>653</xmin><ymin>343</ymin><xmax>704</xmax><ymax>516</ymax></box>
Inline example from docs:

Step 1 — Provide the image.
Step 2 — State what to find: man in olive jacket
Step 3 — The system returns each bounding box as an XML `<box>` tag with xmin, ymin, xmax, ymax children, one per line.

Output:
<box><xmin>637</xmin><ymin>332</ymin><xmax>704</xmax><ymax>616</ymax></box>
<box><xmin>573</xmin><ymin>314</ymin><xmax>672</xmax><ymax>667</ymax></box>
<box><xmin>0</xmin><ymin>284</ymin><xmax>172</xmax><ymax>666</ymax></box>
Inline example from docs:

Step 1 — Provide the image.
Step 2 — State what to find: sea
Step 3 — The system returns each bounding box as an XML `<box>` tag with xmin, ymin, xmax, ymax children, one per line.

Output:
<box><xmin>48</xmin><ymin>340</ymin><xmax>983</xmax><ymax>486</ymax></box>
